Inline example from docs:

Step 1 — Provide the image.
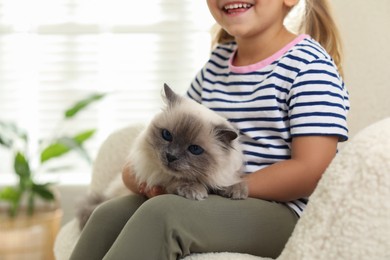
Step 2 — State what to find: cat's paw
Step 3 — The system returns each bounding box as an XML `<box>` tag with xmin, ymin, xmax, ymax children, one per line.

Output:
<box><xmin>175</xmin><ymin>183</ymin><xmax>208</xmax><ymax>200</ymax></box>
<box><xmin>217</xmin><ymin>181</ymin><xmax>248</xmax><ymax>200</ymax></box>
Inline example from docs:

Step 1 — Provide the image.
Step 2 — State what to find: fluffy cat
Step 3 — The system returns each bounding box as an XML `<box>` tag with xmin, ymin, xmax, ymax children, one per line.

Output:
<box><xmin>127</xmin><ymin>84</ymin><xmax>247</xmax><ymax>200</ymax></box>
<box><xmin>77</xmin><ymin>84</ymin><xmax>247</xmax><ymax>229</ymax></box>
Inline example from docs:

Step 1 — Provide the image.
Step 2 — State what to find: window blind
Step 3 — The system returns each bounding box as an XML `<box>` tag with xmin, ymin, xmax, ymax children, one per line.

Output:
<box><xmin>0</xmin><ymin>0</ymin><xmax>304</xmax><ymax>179</ymax></box>
<box><xmin>0</xmin><ymin>0</ymin><xmax>215</xmax><ymax>176</ymax></box>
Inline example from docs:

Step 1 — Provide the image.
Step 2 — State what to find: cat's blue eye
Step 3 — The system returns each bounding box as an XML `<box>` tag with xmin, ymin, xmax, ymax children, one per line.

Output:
<box><xmin>188</xmin><ymin>145</ymin><xmax>204</xmax><ymax>155</ymax></box>
<box><xmin>161</xmin><ymin>129</ymin><xmax>173</xmax><ymax>142</ymax></box>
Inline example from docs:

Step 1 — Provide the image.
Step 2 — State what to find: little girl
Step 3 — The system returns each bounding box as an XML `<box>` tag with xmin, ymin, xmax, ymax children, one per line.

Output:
<box><xmin>70</xmin><ymin>0</ymin><xmax>349</xmax><ymax>259</ymax></box>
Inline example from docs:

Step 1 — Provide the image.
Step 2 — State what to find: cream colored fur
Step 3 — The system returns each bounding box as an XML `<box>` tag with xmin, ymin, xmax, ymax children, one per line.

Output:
<box><xmin>54</xmin><ymin>118</ymin><xmax>390</xmax><ymax>260</ymax></box>
<box><xmin>102</xmin><ymin>89</ymin><xmax>245</xmax><ymax>200</ymax></box>
<box><xmin>130</xmin><ymin>93</ymin><xmax>244</xmax><ymax>193</ymax></box>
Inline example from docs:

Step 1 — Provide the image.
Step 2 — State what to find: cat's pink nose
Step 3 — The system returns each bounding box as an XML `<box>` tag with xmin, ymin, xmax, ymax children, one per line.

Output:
<box><xmin>166</xmin><ymin>153</ymin><xmax>178</xmax><ymax>163</ymax></box>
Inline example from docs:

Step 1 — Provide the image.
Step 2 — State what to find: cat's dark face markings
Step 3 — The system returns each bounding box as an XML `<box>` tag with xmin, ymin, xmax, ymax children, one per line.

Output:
<box><xmin>148</xmin><ymin>112</ymin><xmax>217</xmax><ymax>182</ymax></box>
<box><xmin>162</xmin><ymin>129</ymin><xmax>204</xmax><ymax>158</ymax></box>
<box><xmin>213</xmin><ymin>124</ymin><xmax>238</xmax><ymax>151</ymax></box>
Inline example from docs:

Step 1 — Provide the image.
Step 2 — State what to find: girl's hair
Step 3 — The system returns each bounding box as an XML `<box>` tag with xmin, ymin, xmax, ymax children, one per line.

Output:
<box><xmin>300</xmin><ymin>0</ymin><xmax>343</xmax><ymax>77</ymax></box>
<box><xmin>212</xmin><ymin>0</ymin><xmax>344</xmax><ymax>77</ymax></box>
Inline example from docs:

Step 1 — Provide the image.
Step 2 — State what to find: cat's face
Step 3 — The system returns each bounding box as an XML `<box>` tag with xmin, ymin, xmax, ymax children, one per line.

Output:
<box><xmin>145</xmin><ymin>85</ymin><xmax>238</xmax><ymax>182</ymax></box>
<box><xmin>148</xmin><ymin>113</ymin><xmax>214</xmax><ymax>181</ymax></box>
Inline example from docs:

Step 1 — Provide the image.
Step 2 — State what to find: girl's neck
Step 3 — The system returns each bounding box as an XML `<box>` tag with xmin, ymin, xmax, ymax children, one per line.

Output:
<box><xmin>233</xmin><ymin>27</ymin><xmax>297</xmax><ymax>67</ymax></box>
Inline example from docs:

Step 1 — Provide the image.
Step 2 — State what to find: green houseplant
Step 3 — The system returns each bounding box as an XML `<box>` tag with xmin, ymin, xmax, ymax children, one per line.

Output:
<box><xmin>0</xmin><ymin>93</ymin><xmax>106</xmax><ymax>217</ymax></box>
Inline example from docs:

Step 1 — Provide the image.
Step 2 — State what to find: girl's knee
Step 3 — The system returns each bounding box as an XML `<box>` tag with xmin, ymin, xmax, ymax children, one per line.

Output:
<box><xmin>134</xmin><ymin>194</ymin><xmax>188</xmax><ymax>224</ymax></box>
<box><xmin>89</xmin><ymin>195</ymin><xmax>146</xmax><ymax>225</ymax></box>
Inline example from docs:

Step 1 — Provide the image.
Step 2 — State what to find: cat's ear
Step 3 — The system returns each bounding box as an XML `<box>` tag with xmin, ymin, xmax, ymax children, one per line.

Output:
<box><xmin>214</xmin><ymin>125</ymin><xmax>238</xmax><ymax>146</ymax></box>
<box><xmin>163</xmin><ymin>83</ymin><xmax>181</xmax><ymax>107</ymax></box>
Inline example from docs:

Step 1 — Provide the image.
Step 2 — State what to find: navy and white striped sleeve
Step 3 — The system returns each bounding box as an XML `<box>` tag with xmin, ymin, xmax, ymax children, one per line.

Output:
<box><xmin>186</xmin><ymin>67</ymin><xmax>205</xmax><ymax>103</ymax></box>
<box><xmin>287</xmin><ymin>58</ymin><xmax>350</xmax><ymax>141</ymax></box>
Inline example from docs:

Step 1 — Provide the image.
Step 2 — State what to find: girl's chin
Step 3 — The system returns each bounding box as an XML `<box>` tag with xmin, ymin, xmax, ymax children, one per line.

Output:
<box><xmin>223</xmin><ymin>26</ymin><xmax>251</xmax><ymax>38</ymax></box>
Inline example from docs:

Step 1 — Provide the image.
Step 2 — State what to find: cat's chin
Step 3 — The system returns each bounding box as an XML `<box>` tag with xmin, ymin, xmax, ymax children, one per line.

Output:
<box><xmin>163</xmin><ymin>164</ymin><xmax>193</xmax><ymax>181</ymax></box>
<box><xmin>164</xmin><ymin>167</ymin><xmax>184</xmax><ymax>178</ymax></box>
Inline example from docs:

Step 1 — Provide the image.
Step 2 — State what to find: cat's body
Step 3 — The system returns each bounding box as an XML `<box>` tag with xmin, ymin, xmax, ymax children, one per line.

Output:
<box><xmin>127</xmin><ymin>85</ymin><xmax>247</xmax><ymax>200</ymax></box>
<box><xmin>77</xmin><ymin>84</ymin><xmax>247</xmax><ymax>229</ymax></box>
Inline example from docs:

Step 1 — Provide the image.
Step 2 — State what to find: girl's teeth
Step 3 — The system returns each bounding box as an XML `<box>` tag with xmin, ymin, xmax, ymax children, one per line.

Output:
<box><xmin>224</xmin><ymin>3</ymin><xmax>252</xmax><ymax>11</ymax></box>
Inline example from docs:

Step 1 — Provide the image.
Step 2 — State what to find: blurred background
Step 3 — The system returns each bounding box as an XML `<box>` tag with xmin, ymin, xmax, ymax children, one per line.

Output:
<box><xmin>0</xmin><ymin>0</ymin><xmax>216</xmax><ymax>181</ymax></box>
<box><xmin>0</xmin><ymin>0</ymin><xmax>389</xmax><ymax>224</ymax></box>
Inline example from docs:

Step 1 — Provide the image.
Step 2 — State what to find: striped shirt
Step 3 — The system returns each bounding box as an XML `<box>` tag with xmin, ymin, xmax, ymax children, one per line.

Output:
<box><xmin>186</xmin><ymin>34</ymin><xmax>350</xmax><ymax>216</ymax></box>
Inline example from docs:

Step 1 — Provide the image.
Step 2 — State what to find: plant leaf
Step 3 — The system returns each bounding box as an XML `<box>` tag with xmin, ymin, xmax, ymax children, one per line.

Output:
<box><xmin>0</xmin><ymin>134</ymin><xmax>12</xmax><ymax>148</ymax></box>
<box><xmin>0</xmin><ymin>121</ymin><xmax>28</xmax><ymax>148</ymax></box>
<box><xmin>64</xmin><ymin>93</ymin><xmax>106</xmax><ymax>119</ymax></box>
<box><xmin>0</xmin><ymin>186</ymin><xmax>21</xmax><ymax>202</ymax></box>
<box><xmin>32</xmin><ymin>183</ymin><xmax>55</xmax><ymax>201</ymax></box>
<box><xmin>73</xmin><ymin>129</ymin><xmax>96</xmax><ymax>145</ymax></box>
<box><xmin>0</xmin><ymin>186</ymin><xmax>22</xmax><ymax>217</ymax></box>
<box><xmin>14</xmin><ymin>152</ymin><xmax>31</xmax><ymax>178</ymax></box>
<box><xmin>40</xmin><ymin>130</ymin><xmax>95</xmax><ymax>163</ymax></box>
<box><xmin>40</xmin><ymin>142</ymin><xmax>70</xmax><ymax>163</ymax></box>
<box><xmin>72</xmin><ymin>130</ymin><xmax>96</xmax><ymax>163</ymax></box>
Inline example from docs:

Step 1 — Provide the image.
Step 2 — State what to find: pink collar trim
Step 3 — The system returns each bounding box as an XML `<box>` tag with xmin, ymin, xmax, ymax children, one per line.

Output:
<box><xmin>229</xmin><ymin>34</ymin><xmax>309</xmax><ymax>73</ymax></box>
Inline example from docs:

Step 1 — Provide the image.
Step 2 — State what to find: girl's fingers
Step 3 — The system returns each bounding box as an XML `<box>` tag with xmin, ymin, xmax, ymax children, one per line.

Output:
<box><xmin>138</xmin><ymin>183</ymin><xmax>165</xmax><ymax>198</ymax></box>
<box><xmin>151</xmin><ymin>186</ymin><xmax>164</xmax><ymax>196</ymax></box>
<box><xmin>138</xmin><ymin>183</ymin><xmax>147</xmax><ymax>195</ymax></box>
<box><xmin>146</xmin><ymin>186</ymin><xmax>165</xmax><ymax>198</ymax></box>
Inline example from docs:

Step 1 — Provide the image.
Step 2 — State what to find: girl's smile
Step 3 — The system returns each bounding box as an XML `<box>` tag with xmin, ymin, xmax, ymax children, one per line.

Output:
<box><xmin>207</xmin><ymin>0</ymin><xmax>301</xmax><ymax>76</ymax></box>
<box><xmin>222</xmin><ymin>2</ymin><xmax>254</xmax><ymax>15</ymax></box>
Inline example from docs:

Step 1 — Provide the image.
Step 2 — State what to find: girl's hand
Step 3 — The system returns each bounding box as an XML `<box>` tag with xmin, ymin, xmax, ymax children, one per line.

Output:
<box><xmin>122</xmin><ymin>164</ymin><xmax>165</xmax><ymax>198</ymax></box>
<box><xmin>138</xmin><ymin>183</ymin><xmax>165</xmax><ymax>198</ymax></box>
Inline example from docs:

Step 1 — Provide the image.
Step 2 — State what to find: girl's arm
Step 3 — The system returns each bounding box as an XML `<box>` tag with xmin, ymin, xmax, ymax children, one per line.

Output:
<box><xmin>122</xmin><ymin>165</ymin><xmax>164</xmax><ymax>198</ymax></box>
<box><xmin>122</xmin><ymin>165</ymin><xmax>140</xmax><ymax>194</ymax></box>
<box><xmin>244</xmin><ymin>135</ymin><xmax>338</xmax><ymax>202</ymax></box>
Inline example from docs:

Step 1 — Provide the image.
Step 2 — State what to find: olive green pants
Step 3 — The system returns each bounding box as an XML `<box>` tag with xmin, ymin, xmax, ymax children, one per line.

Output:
<box><xmin>69</xmin><ymin>194</ymin><xmax>298</xmax><ymax>260</ymax></box>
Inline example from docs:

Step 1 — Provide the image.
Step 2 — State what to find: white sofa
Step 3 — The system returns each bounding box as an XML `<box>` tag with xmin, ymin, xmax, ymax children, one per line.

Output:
<box><xmin>54</xmin><ymin>118</ymin><xmax>390</xmax><ymax>260</ymax></box>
